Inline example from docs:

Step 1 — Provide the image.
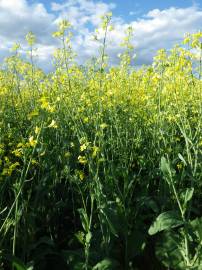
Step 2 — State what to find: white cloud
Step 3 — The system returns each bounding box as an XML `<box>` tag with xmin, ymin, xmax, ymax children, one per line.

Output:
<box><xmin>130</xmin><ymin>6</ymin><xmax>202</xmax><ymax>64</ymax></box>
<box><xmin>0</xmin><ymin>0</ymin><xmax>57</xmax><ymax>69</ymax></box>
<box><xmin>53</xmin><ymin>0</ymin><xmax>116</xmax><ymax>28</ymax></box>
<box><xmin>0</xmin><ymin>0</ymin><xmax>55</xmax><ymax>41</ymax></box>
<box><xmin>77</xmin><ymin>6</ymin><xmax>202</xmax><ymax>66</ymax></box>
<box><xmin>0</xmin><ymin>1</ymin><xmax>201</xmax><ymax>70</ymax></box>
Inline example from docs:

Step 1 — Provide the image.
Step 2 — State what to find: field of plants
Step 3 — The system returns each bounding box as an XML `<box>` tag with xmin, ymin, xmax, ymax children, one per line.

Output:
<box><xmin>0</xmin><ymin>14</ymin><xmax>202</xmax><ymax>270</ymax></box>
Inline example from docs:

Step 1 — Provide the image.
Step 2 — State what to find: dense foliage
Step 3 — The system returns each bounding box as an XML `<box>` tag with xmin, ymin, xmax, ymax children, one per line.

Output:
<box><xmin>0</xmin><ymin>15</ymin><xmax>202</xmax><ymax>270</ymax></box>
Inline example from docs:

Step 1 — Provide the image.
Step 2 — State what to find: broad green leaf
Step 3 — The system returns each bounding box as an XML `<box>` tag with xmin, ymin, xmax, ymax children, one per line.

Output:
<box><xmin>190</xmin><ymin>217</ymin><xmax>202</xmax><ymax>241</ymax></box>
<box><xmin>156</xmin><ymin>230</ymin><xmax>202</xmax><ymax>270</ymax></box>
<box><xmin>155</xmin><ymin>231</ymin><xmax>186</xmax><ymax>269</ymax></box>
<box><xmin>160</xmin><ymin>157</ymin><xmax>171</xmax><ymax>177</ymax></box>
<box><xmin>181</xmin><ymin>187</ymin><xmax>194</xmax><ymax>207</ymax></box>
<box><xmin>148</xmin><ymin>211</ymin><xmax>183</xmax><ymax>235</ymax></box>
<box><xmin>184</xmin><ymin>187</ymin><xmax>194</xmax><ymax>204</ymax></box>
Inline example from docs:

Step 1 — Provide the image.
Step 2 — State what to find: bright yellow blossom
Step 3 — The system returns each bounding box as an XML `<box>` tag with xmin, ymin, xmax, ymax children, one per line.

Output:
<box><xmin>78</xmin><ymin>155</ymin><xmax>87</xmax><ymax>165</ymax></box>
<box><xmin>48</xmin><ymin>120</ymin><xmax>58</xmax><ymax>128</ymax></box>
<box><xmin>29</xmin><ymin>136</ymin><xmax>37</xmax><ymax>147</ymax></box>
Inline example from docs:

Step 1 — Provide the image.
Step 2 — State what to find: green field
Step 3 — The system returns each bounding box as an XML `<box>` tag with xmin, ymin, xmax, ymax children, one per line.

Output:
<box><xmin>0</xmin><ymin>17</ymin><xmax>202</xmax><ymax>270</ymax></box>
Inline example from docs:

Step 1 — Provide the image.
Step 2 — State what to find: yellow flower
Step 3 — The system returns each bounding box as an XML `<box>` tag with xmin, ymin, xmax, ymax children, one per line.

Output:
<box><xmin>28</xmin><ymin>110</ymin><xmax>39</xmax><ymax>120</ymax></box>
<box><xmin>92</xmin><ymin>146</ymin><xmax>99</xmax><ymax>158</ymax></box>
<box><xmin>83</xmin><ymin>117</ymin><xmax>89</xmax><ymax>123</ymax></box>
<box><xmin>78</xmin><ymin>155</ymin><xmax>87</xmax><ymax>165</ymax></box>
<box><xmin>175</xmin><ymin>137</ymin><xmax>181</xmax><ymax>142</ymax></box>
<box><xmin>2</xmin><ymin>162</ymin><xmax>20</xmax><ymax>176</ymax></box>
<box><xmin>80</xmin><ymin>142</ymin><xmax>89</xmax><ymax>152</ymax></box>
<box><xmin>12</xmin><ymin>149</ymin><xmax>23</xmax><ymax>157</ymax></box>
<box><xmin>48</xmin><ymin>120</ymin><xmax>58</xmax><ymax>128</ymax></box>
<box><xmin>29</xmin><ymin>136</ymin><xmax>37</xmax><ymax>147</ymax></box>
<box><xmin>39</xmin><ymin>97</ymin><xmax>55</xmax><ymax>113</ymax></box>
<box><xmin>17</xmin><ymin>143</ymin><xmax>23</xmax><ymax>148</ymax></box>
<box><xmin>177</xmin><ymin>163</ymin><xmax>183</xmax><ymax>170</ymax></box>
<box><xmin>100</xmin><ymin>123</ymin><xmax>108</xmax><ymax>129</ymax></box>
<box><xmin>39</xmin><ymin>97</ymin><xmax>49</xmax><ymax>109</ymax></box>
<box><xmin>35</xmin><ymin>126</ymin><xmax>40</xmax><ymax>135</ymax></box>
<box><xmin>47</xmin><ymin>105</ymin><xmax>55</xmax><ymax>113</ymax></box>
<box><xmin>75</xmin><ymin>170</ymin><xmax>85</xmax><ymax>181</ymax></box>
<box><xmin>31</xmin><ymin>159</ymin><xmax>38</xmax><ymax>165</ymax></box>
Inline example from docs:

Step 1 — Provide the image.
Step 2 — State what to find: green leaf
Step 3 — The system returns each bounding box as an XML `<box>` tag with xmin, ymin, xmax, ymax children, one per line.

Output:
<box><xmin>155</xmin><ymin>231</ymin><xmax>186</xmax><ymax>269</ymax></box>
<box><xmin>137</xmin><ymin>196</ymin><xmax>159</xmax><ymax>213</ymax></box>
<box><xmin>160</xmin><ymin>157</ymin><xmax>171</xmax><ymax>177</ymax></box>
<box><xmin>12</xmin><ymin>262</ymin><xmax>27</xmax><ymax>270</ymax></box>
<box><xmin>184</xmin><ymin>187</ymin><xmax>194</xmax><ymax>204</ymax></box>
<box><xmin>85</xmin><ymin>231</ymin><xmax>92</xmax><ymax>244</ymax></box>
<box><xmin>190</xmin><ymin>217</ymin><xmax>202</xmax><ymax>241</ymax></box>
<box><xmin>181</xmin><ymin>187</ymin><xmax>194</xmax><ymax>207</ymax></box>
<box><xmin>73</xmin><ymin>262</ymin><xmax>86</xmax><ymax>270</ymax></box>
<box><xmin>178</xmin><ymin>153</ymin><xmax>187</xmax><ymax>166</ymax></box>
<box><xmin>148</xmin><ymin>211</ymin><xmax>184</xmax><ymax>235</ymax></box>
<box><xmin>100</xmin><ymin>208</ymin><xmax>118</xmax><ymax>237</ymax></box>
<box><xmin>78</xmin><ymin>208</ymin><xmax>89</xmax><ymax>232</ymax></box>
<box><xmin>75</xmin><ymin>231</ymin><xmax>85</xmax><ymax>245</ymax></box>
<box><xmin>92</xmin><ymin>258</ymin><xmax>118</xmax><ymax>270</ymax></box>
<box><xmin>0</xmin><ymin>207</ymin><xmax>7</xmax><ymax>215</ymax></box>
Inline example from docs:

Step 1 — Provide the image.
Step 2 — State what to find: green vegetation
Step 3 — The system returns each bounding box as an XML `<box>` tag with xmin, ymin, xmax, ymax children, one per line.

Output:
<box><xmin>0</xmin><ymin>14</ymin><xmax>202</xmax><ymax>269</ymax></box>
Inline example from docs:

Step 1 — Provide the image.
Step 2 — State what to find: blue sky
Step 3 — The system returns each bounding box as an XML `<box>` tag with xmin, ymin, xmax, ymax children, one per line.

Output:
<box><xmin>0</xmin><ymin>0</ymin><xmax>201</xmax><ymax>71</ymax></box>
<box><xmin>36</xmin><ymin>0</ymin><xmax>202</xmax><ymax>20</ymax></box>
<box><xmin>39</xmin><ymin>0</ymin><xmax>201</xmax><ymax>17</ymax></box>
